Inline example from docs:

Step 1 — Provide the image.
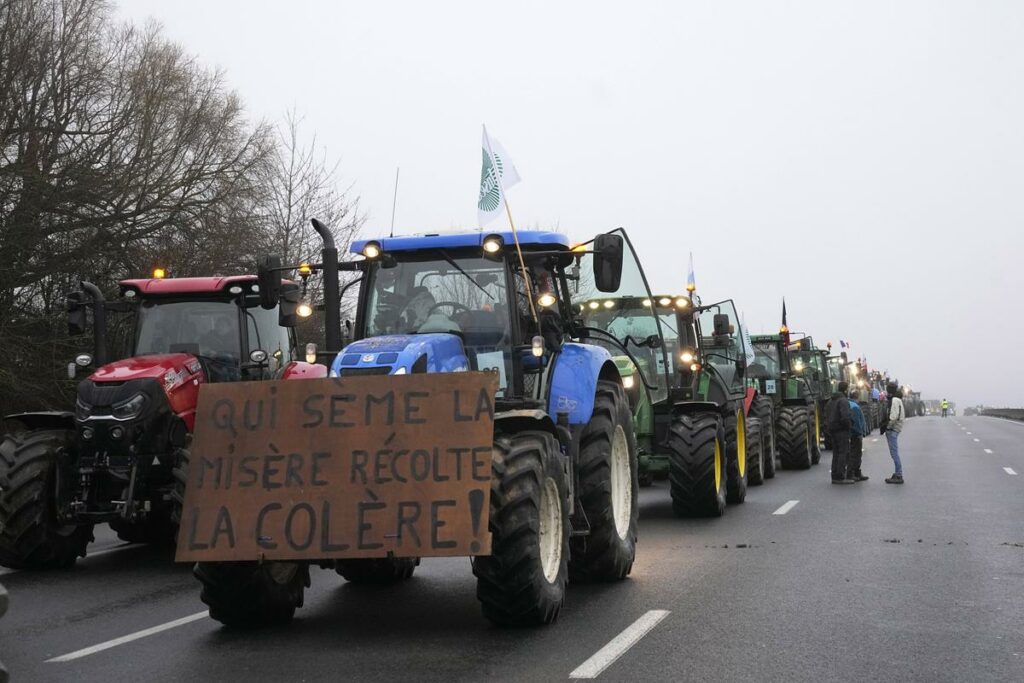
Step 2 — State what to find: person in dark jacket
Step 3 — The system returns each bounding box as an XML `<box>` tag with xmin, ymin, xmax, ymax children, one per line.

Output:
<box><xmin>848</xmin><ymin>395</ymin><xmax>868</xmax><ymax>481</ymax></box>
<box><xmin>826</xmin><ymin>381</ymin><xmax>854</xmax><ymax>484</ymax></box>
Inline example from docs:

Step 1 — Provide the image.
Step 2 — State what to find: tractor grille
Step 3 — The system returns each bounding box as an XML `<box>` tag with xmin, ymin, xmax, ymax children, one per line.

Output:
<box><xmin>337</xmin><ymin>367</ymin><xmax>392</xmax><ymax>377</ymax></box>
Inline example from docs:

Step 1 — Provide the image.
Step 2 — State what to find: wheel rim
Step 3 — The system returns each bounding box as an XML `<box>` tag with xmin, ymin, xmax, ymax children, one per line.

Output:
<box><xmin>610</xmin><ymin>425</ymin><xmax>632</xmax><ymax>540</ymax></box>
<box><xmin>714</xmin><ymin>438</ymin><xmax>722</xmax><ymax>492</ymax></box>
<box><xmin>538</xmin><ymin>477</ymin><xmax>563</xmax><ymax>583</ymax></box>
<box><xmin>736</xmin><ymin>411</ymin><xmax>746</xmax><ymax>478</ymax></box>
<box><xmin>814</xmin><ymin>407</ymin><xmax>821</xmax><ymax>445</ymax></box>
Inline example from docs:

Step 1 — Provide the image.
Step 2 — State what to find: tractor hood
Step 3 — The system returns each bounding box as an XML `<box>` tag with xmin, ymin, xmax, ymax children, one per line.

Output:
<box><xmin>331</xmin><ymin>334</ymin><xmax>470</xmax><ymax>377</ymax></box>
<box><xmin>89</xmin><ymin>353</ymin><xmax>204</xmax><ymax>388</ymax></box>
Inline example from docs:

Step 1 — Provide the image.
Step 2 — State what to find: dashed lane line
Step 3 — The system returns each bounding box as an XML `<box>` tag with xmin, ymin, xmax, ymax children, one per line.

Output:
<box><xmin>985</xmin><ymin>449</ymin><xmax>994</xmax><ymax>454</ymax></box>
<box><xmin>967</xmin><ymin>432</ymin><xmax>973</xmax><ymax>435</ymax></box>
<box><xmin>974</xmin><ymin>438</ymin><xmax>980</xmax><ymax>442</ymax></box>
<box><xmin>569</xmin><ymin>610</ymin><xmax>671</xmax><ymax>679</ymax></box>
<box><xmin>46</xmin><ymin>611</ymin><xmax>208</xmax><ymax>663</ymax></box>
<box><xmin>773</xmin><ymin>500</ymin><xmax>800</xmax><ymax>515</ymax></box>
<box><xmin>1005</xmin><ymin>468</ymin><xmax>1018</xmax><ymax>476</ymax></box>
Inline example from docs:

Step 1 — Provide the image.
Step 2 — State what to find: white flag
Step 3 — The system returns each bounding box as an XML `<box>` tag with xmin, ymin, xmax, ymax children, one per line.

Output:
<box><xmin>478</xmin><ymin>126</ymin><xmax>521</xmax><ymax>227</ymax></box>
<box><xmin>741</xmin><ymin>314</ymin><xmax>756</xmax><ymax>366</ymax></box>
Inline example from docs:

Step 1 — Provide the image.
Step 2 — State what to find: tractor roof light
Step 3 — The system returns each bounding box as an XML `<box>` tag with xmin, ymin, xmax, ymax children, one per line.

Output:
<box><xmin>658</xmin><ymin>297</ymin><xmax>672</xmax><ymax>307</ymax></box>
<box><xmin>537</xmin><ymin>292</ymin><xmax>557</xmax><ymax>308</ymax></box>
<box><xmin>297</xmin><ymin>300</ymin><xmax>314</xmax><ymax>318</ymax></box>
<box><xmin>152</xmin><ymin>267</ymin><xmax>167</xmax><ymax>279</ymax></box>
<box><xmin>588</xmin><ymin>301</ymin><xmax>600</xmax><ymax>310</ymax></box>
<box><xmin>675</xmin><ymin>297</ymin><xmax>690</xmax><ymax>309</ymax></box>
<box><xmin>362</xmin><ymin>241</ymin><xmax>382</xmax><ymax>259</ymax></box>
<box><xmin>298</xmin><ymin>263</ymin><xmax>313</xmax><ymax>277</ymax></box>
<box><xmin>603</xmin><ymin>300</ymin><xmax>615</xmax><ymax>309</ymax></box>
<box><xmin>482</xmin><ymin>234</ymin><xmax>504</xmax><ymax>257</ymax></box>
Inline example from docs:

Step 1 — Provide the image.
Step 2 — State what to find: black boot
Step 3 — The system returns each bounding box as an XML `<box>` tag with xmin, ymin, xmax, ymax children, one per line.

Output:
<box><xmin>852</xmin><ymin>470</ymin><xmax>869</xmax><ymax>482</ymax></box>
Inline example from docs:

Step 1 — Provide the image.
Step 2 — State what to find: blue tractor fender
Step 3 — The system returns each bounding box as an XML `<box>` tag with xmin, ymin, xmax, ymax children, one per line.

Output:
<box><xmin>548</xmin><ymin>343</ymin><xmax>621</xmax><ymax>427</ymax></box>
<box><xmin>331</xmin><ymin>334</ymin><xmax>469</xmax><ymax>376</ymax></box>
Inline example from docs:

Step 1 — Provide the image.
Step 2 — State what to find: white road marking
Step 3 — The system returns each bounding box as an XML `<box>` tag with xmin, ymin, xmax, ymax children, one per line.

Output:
<box><xmin>984</xmin><ymin>449</ymin><xmax>993</xmax><ymax>454</ymax></box>
<box><xmin>973</xmin><ymin>438</ymin><xmax>980</xmax><ymax>442</ymax></box>
<box><xmin>1005</xmin><ymin>468</ymin><xmax>1018</xmax><ymax>476</ymax></box>
<box><xmin>773</xmin><ymin>500</ymin><xmax>800</xmax><ymax>515</ymax></box>
<box><xmin>872</xmin><ymin>438</ymin><xmax>879</xmax><ymax>443</ymax></box>
<box><xmin>47</xmin><ymin>611</ymin><xmax>208</xmax><ymax>663</ymax></box>
<box><xmin>0</xmin><ymin>543</ymin><xmax>138</xmax><ymax>578</ymax></box>
<box><xmin>569</xmin><ymin>610</ymin><xmax>671</xmax><ymax>679</ymax></box>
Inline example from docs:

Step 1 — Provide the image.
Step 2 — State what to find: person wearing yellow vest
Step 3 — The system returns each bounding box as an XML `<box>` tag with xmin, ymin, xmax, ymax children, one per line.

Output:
<box><xmin>941</xmin><ymin>399</ymin><xmax>949</xmax><ymax>418</ymax></box>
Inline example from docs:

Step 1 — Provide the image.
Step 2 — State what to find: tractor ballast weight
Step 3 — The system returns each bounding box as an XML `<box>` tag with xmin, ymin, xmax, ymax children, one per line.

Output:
<box><xmin>176</xmin><ymin>226</ymin><xmax>648</xmax><ymax>628</ymax></box>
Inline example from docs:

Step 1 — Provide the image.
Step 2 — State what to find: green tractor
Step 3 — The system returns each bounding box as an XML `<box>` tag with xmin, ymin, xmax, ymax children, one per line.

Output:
<box><xmin>748</xmin><ymin>331</ymin><xmax>821</xmax><ymax>470</ymax></box>
<box><xmin>579</xmin><ymin>292</ymin><xmax>769</xmax><ymax>517</ymax></box>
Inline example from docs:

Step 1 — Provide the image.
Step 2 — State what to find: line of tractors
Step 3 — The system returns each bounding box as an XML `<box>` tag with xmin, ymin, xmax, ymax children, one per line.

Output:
<box><xmin>0</xmin><ymin>222</ymin><xmax>918</xmax><ymax>628</ymax></box>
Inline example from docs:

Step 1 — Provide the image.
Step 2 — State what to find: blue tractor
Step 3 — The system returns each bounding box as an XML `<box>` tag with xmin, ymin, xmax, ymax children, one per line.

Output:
<box><xmin>189</xmin><ymin>226</ymin><xmax>656</xmax><ymax>627</ymax></box>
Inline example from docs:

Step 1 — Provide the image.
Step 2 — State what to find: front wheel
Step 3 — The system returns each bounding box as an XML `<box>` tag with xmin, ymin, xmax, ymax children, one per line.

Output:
<box><xmin>195</xmin><ymin>560</ymin><xmax>309</xmax><ymax>627</ymax></box>
<box><xmin>777</xmin><ymin>406</ymin><xmax>812</xmax><ymax>470</ymax></box>
<box><xmin>473</xmin><ymin>430</ymin><xmax>569</xmax><ymax>626</ymax></box>
<box><xmin>569</xmin><ymin>381</ymin><xmax>638</xmax><ymax>582</ymax></box>
<box><xmin>0</xmin><ymin>430</ymin><xmax>93</xmax><ymax>569</ymax></box>
<box><xmin>668</xmin><ymin>411</ymin><xmax>726</xmax><ymax>517</ymax></box>
<box><xmin>751</xmin><ymin>396</ymin><xmax>776</xmax><ymax>480</ymax></box>
<box><xmin>746</xmin><ymin>416</ymin><xmax>765</xmax><ymax>486</ymax></box>
<box><xmin>724</xmin><ymin>408</ymin><xmax>748</xmax><ymax>504</ymax></box>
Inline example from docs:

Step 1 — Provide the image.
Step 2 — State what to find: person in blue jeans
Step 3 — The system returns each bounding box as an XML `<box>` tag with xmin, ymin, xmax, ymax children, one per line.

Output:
<box><xmin>881</xmin><ymin>382</ymin><xmax>905</xmax><ymax>484</ymax></box>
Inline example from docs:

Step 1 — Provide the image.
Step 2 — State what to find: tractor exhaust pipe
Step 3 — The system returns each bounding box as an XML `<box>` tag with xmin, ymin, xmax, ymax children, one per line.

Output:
<box><xmin>80</xmin><ymin>281</ymin><xmax>107</xmax><ymax>366</ymax></box>
<box><xmin>311</xmin><ymin>219</ymin><xmax>342</xmax><ymax>354</ymax></box>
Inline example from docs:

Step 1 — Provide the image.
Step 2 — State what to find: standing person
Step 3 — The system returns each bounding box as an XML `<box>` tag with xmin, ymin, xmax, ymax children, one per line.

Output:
<box><xmin>941</xmin><ymin>398</ymin><xmax>949</xmax><ymax>418</ymax></box>
<box><xmin>826</xmin><ymin>381</ymin><xmax>854</xmax><ymax>484</ymax></box>
<box><xmin>883</xmin><ymin>382</ymin><xmax>905</xmax><ymax>484</ymax></box>
<box><xmin>848</xmin><ymin>393</ymin><xmax>868</xmax><ymax>482</ymax></box>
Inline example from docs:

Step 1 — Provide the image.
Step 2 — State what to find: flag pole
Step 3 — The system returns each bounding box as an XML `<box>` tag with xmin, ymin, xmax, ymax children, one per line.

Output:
<box><xmin>389</xmin><ymin>167</ymin><xmax>400</xmax><ymax>238</ymax></box>
<box><xmin>483</xmin><ymin>125</ymin><xmax>537</xmax><ymax>324</ymax></box>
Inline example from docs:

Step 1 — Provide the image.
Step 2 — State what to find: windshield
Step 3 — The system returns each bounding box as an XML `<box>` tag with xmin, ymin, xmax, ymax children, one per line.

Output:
<box><xmin>752</xmin><ymin>342</ymin><xmax>781</xmax><ymax>378</ymax></box>
<box><xmin>363</xmin><ymin>254</ymin><xmax>515</xmax><ymax>390</ymax></box>
<box><xmin>136</xmin><ymin>300</ymin><xmax>240</xmax><ymax>359</ymax></box>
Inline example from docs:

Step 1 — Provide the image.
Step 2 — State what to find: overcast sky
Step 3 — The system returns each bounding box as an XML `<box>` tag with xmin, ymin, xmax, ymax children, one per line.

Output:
<box><xmin>117</xmin><ymin>0</ymin><xmax>1024</xmax><ymax>408</ymax></box>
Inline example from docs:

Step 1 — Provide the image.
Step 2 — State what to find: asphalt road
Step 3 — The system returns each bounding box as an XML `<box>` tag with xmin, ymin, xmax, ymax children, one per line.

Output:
<box><xmin>2</xmin><ymin>415</ymin><xmax>1022</xmax><ymax>682</ymax></box>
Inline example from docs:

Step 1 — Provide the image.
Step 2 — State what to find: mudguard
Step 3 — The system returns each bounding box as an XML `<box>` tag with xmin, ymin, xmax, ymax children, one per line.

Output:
<box><xmin>671</xmin><ymin>400</ymin><xmax>720</xmax><ymax>417</ymax></box>
<box><xmin>331</xmin><ymin>334</ymin><xmax>469</xmax><ymax>376</ymax></box>
<box><xmin>547</xmin><ymin>342</ymin><xmax>618</xmax><ymax>426</ymax></box>
<box><xmin>2</xmin><ymin>411</ymin><xmax>75</xmax><ymax>432</ymax></box>
<box><xmin>280</xmin><ymin>361</ymin><xmax>328</xmax><ymax>380</ymax></box>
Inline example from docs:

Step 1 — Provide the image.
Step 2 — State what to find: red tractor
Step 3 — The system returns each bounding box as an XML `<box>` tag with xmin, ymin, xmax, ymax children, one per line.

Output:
<box><xmin>0</xmin><ymin>268</ymin><xmax>304</xmax><ymax>569</ymax></box>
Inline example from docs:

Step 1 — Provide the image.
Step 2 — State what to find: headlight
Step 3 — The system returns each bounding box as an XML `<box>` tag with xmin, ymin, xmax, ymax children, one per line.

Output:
<box><xmin>623</xmin><ymin>374</ymin><xmax>635</xmax><ymax>390</ymax></box>
<box><xmin>75</xmin><ymin>398</ymin><xmax>92</xmax><ymax>420</ymax></box>
<box><xmin>393</xmin><ymin>366</ymin><xmax>408</xmax><ymax>375</ymax></box>
<box><xmin>111</xmin><ymin>393</ymin><xmax>147</xmax><ymax>420</ymax></box>
<box><xmin>680</xmin><ymin>350</ymin><xmax>695</xmax><ymax>364</ymax></box>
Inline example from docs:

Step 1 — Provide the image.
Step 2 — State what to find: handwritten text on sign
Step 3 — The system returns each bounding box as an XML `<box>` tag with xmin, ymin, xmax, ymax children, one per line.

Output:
<box><xmin>175</xmin><ymin>372</ymin><xmax>498</xmax><ymax>562</ymax></box>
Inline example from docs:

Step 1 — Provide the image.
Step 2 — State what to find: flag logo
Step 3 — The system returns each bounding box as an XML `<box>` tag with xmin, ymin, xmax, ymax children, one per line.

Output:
<box><xmin>478</xmin><ymin>150</ymin><xmax>504</xmax><ymax>212</ymax></box>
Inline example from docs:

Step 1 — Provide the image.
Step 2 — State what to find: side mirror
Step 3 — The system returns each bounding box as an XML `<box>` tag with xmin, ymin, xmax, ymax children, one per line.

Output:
<box><xmin>67</xmin><ymin>290</ymin><xmax>87</xmax><ymax>336</ymax></box>
<box><xmin>257</xmin><ymin>255</ymin><xmax>283</xmax><ymax>309</ymax></box>
<box><xmin>643</xmin><ymin>334</ymin><xmax>662</xmax><ymax>348</ymax></box>
<box><xmin>713</xmin><ymin>313</ymin><xmax>730</xmax><ymax>336</ymax></box>
<box><xmin>592</xmin><ymin>233</ymin><xmax>623</xmax><ymax>293</ymax></box>
<box><xmin>278</xmin><ymin>283</ymin><xmax>300</xmax><ymax>327</ymax></box>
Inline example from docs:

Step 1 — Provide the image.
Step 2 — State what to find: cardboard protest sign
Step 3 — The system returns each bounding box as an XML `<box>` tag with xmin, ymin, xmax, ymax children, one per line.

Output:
<box><xmin>175</xmin><ymin>372</ymin><xmax>498</xmax><ymax>562</ymax></box>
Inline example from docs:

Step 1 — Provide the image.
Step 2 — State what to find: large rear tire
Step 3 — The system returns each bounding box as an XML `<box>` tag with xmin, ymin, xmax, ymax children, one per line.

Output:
<box><xmin>724</xmin><ymin>408</ymin><xmax>748</xmax><ymax>504</ymax></box>
<box><xmin>752</xmin><ymin>396</ymin><xmax>776</xmax><ymax>479</ymax></box>
<box><xmin>473</xmin><ymin>430</ymin><xmax>569</xmax><ymax>626</ymax></box>
<box><xmin>0</xmin><ymin>430</ymin><xmax>92</xmax><ymax>569</ymax></box>
<box><xmin>336</xmin><ymin>557</ymin><xmax>419</xmax><ymax>583</ymax></box>
<box><xmin>195</xmin><ymin>560</ymin><xmax>309</xmax><ymax>627</ymax></box>
<box><xmin>777</xmin><ymin>406</ymin><xmax>812</xmax><ymax>470</ymax></box>
<box><xmin>746</xmin><ymin>416</ymin><xmax>765</xmax><ymax>486</ymax></box>
<box><xmin>569</xmin><ymin>381</ymin><xmax>638</xmax><ymax>582</ymax></box>
<box><xmin>668</xmin><ymin>412</ymin><xmax>726</xmax><ymax>517</ymax></box>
